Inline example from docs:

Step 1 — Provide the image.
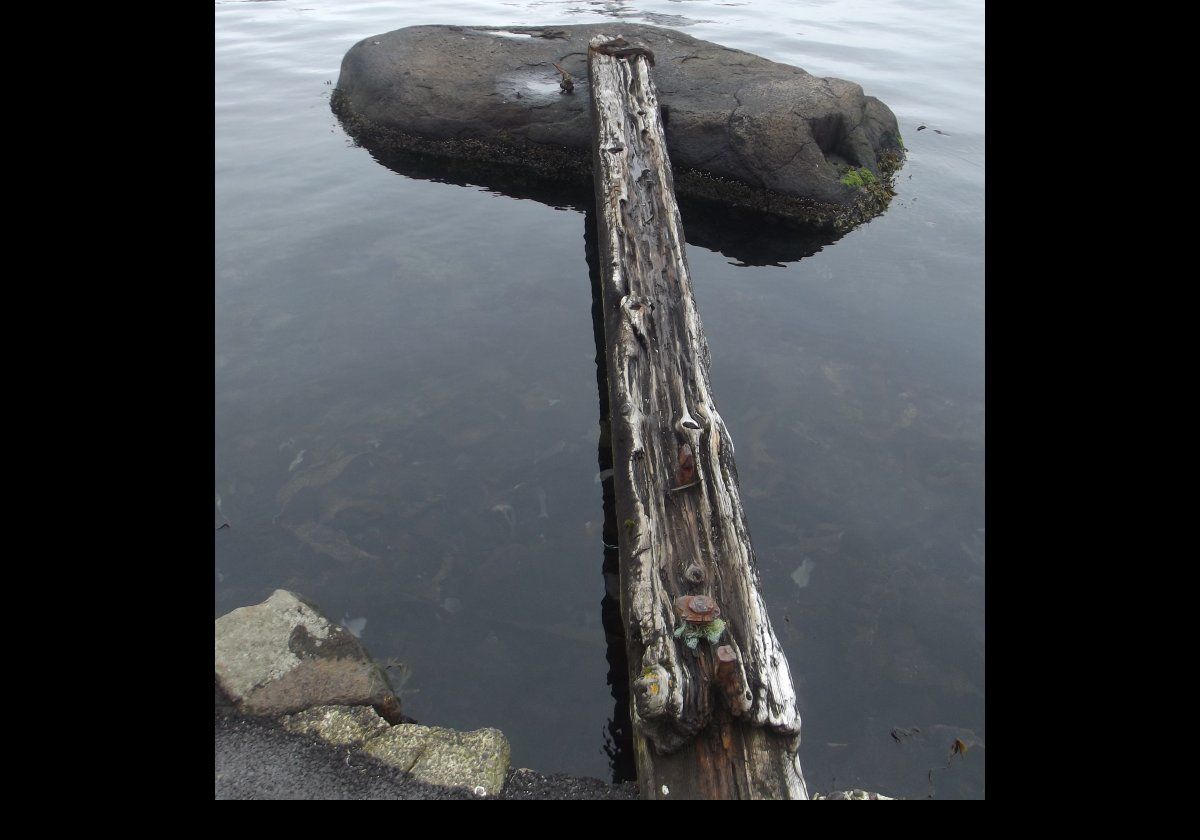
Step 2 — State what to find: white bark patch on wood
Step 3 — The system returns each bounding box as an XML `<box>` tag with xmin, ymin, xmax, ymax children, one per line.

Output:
<box><xmin>589</xmin><ymin>34</ymin><xmax>806</xmax><ymax>797</ymax></box>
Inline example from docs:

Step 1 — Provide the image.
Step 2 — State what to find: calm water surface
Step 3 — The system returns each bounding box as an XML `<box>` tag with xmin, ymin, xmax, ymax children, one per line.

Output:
<box><xmin>216</xmin><ymin>0</ymin><xmax>983</xmax><ymax>798</ymax></box>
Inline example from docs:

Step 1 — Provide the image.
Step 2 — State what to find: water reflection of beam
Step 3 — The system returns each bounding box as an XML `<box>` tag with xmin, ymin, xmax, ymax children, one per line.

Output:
<box><xmin>346</xmin><ymin>139</ymin><xmax>844</xmax><ymax>268</ymax></box>
<box><xmin>586</xmin><ymin>206</ymin><xmax>636</xmax><ymax>785</ymax></box>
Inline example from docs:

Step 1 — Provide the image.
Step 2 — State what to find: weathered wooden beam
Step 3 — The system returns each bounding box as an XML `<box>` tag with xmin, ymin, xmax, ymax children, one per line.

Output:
<box><xmin>587</xmin><ymin>34</ymin><xmax>809</xmax><ymax>800</ymax></box>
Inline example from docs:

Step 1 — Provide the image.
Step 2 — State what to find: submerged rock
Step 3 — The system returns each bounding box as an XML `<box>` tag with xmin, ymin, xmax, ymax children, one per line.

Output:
<box><xmin>332</xmin><ymin>24</ymin><xmax>903</xmax><ymax>230</ymax></box>
<box><xmin>813</xmin><ymin>789</ymin><xmax>896</xmax><ymax>800</ymax></box>
<box><xmin>215</xmin><ymin>589</ymin><xmax>403</xmax><ymax>722</ymax></box>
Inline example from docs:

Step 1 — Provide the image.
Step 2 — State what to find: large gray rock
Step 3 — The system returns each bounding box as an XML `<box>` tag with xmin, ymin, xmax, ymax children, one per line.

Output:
<box><xmin>332</xmin><ymin>24</ymin><xmax>904</xmax><ymax>229</ymax></box>
<box><xmin>215</xmin><ymin>589</ymin><xmax>403</xmax><ymax>722</ymax></box>
<box><xmin>362</xmin><ymin>724</ymin><xmax>510</xmax><ymax>797</ymax></box>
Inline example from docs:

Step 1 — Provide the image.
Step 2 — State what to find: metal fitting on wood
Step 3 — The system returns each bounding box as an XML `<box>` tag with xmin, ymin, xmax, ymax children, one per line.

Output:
<box><xmin>676</xmin><ymin>443</ymin><xmax>696</xmax><ymax>485</ymax></box>
<box><xmin>675</xmin><ymin>594</ymin><xmax>720</xmax><ymax>623</ymax></box>
<box><xmin>715</xmin><ymin>644</ymin><xmax>753</xmax><ymax>715</ymax></box>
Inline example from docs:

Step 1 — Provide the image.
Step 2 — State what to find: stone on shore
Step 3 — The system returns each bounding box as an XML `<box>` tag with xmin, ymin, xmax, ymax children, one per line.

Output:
<box><xmin>215</xmin><ymin>589</ymin><xmax>403</xmax><ymax>722</ymax></box>
<box><xmin>332</xmin><ymin>24</ymin><xmax>904</xmax><ymax>229</ymax></box>
<box><xmin>281</xmin><ymin>704</ymin><xmax>392</xmax><ymax>747</ymax></box>
<box><xmin>363</xmin><ymin>724</ymin><xmax>511</xmax><ymax>797</ymax></box>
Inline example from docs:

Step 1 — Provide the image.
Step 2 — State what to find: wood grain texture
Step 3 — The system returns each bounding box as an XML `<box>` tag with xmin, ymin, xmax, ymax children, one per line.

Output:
<box><xmin>588</xmin><ymin>34</ymin><xmax>808</xmax><ymax>800</ymax></box>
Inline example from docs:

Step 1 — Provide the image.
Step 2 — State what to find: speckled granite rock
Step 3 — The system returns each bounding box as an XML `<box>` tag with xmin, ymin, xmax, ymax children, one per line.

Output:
<box><xmin>362</xmin><ymin>724</ymin><xmax>510</xmax><ymax>797</ymax></box>
<box><xmin>215</xmin><ymin>589</ymin><xmax>403</xmax><ymax>722</ymax></box>
<box><xmin>217</xmin><ymin>714</ymin><xmax>643</xmax><ymax>799</ymax></box>
<box><xmin>281</xmin><ymin>704</ymin><xmax>391</xmax><ymax>747</ymax></box>
<box><xmin>332</xmin><ymin>24</ymin><xmax>903</xmax><ymax>229</ymax></box>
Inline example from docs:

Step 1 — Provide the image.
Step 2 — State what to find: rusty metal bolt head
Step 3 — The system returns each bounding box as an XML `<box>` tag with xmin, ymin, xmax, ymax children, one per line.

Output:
<box><xmin>677</xmin><ymin>443</ymin><xmax>696</xmax><ymax>485</ymax></box>
<box><xmin>675</xmin><ymin>594</ymin><xmax>721</xmax><ymax>623</ymax></box>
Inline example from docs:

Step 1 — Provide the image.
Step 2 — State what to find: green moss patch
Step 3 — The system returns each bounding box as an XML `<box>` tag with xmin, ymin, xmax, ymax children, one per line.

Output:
<box><xmin>840</xmin><ymin>167</ymin><xmax>877</xmax><ymax>188</ymax></box>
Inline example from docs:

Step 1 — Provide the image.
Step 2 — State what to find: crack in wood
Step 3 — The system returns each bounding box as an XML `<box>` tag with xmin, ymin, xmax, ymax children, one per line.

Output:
<box><xmin>589</xmin><ymin>35</ymin><xmax>806</xmax><ymax>797</ymax></box>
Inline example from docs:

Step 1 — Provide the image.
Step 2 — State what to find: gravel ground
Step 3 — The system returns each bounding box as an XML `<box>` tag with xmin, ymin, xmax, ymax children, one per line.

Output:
<box><xmin>216</xmin><ymin>714</ymin><xmax>639</xmax><ymax>800</ymax></box>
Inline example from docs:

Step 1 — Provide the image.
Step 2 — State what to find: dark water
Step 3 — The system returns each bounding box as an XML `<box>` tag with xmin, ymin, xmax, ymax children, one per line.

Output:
<box><xmin>216</xmin><ymin>0</ymin><xmax>983</xmax><ymax>798</ymax></box>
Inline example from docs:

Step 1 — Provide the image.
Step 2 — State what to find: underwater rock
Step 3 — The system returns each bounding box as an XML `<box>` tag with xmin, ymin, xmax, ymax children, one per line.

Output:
<box><xmin>215</xmin><ymin>589</ymin><xmax>403</xmax><ymax>723</ymax></box>
<box><xmin>791</xmin><ymin>557</ymin><xmax>816</xmax><ymax>589</ymax></box>
<box><xmin>813</xmin><ymin>789</ymin><xmax>896</xmax><ymax>800</ymax></box>
<box><xmin>332</xmin><ymin>24</ymin><xmax>904</xmax><ymax>229</ymax></box>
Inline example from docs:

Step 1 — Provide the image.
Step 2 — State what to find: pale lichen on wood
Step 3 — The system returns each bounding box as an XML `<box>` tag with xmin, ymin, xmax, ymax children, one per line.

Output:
<box><xmin>589</xmin><ymin>34</ymin><xmax>807</xmax><ymax>799</ymax></box>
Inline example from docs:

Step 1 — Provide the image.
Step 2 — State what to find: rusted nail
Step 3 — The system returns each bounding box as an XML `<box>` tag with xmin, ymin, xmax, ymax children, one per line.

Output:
<box><xmin>676</xmin><ymin>443</ymin><xmax>695</xmax><ymax>485</ymax></box>
<box><xmin>713</xmin><ymin>644</ymin><xmax>752</xmax><ymax>715</ymax></box>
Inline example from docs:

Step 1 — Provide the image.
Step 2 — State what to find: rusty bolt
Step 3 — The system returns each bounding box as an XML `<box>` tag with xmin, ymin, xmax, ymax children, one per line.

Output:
<box><xmin>675</xmin><ymin>594</ymin><xmax>721</xmax><ymax>623</ymax></box>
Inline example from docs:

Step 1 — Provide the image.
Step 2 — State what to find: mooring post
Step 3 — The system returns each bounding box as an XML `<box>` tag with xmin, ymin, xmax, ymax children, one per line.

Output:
<box><xmin>587</xmin><ymin>34</ymin><xmax>809</xmax><ymax>800</ymax></box>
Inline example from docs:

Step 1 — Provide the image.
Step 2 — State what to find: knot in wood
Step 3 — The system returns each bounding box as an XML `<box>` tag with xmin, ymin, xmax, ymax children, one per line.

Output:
<box><xmin>675</xmin><ymin>410</ymin><xmax>706</xmax><ymax>438</ymax></box>
<box><xmin>633</xmin><ymin>664</ymin><xmax>671</xmax><ymax>719</ymax></box>
<box><xmin>621</xmin><ymin>294</ymin><xmax>649</xmax><ymax>315</ymax></box>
